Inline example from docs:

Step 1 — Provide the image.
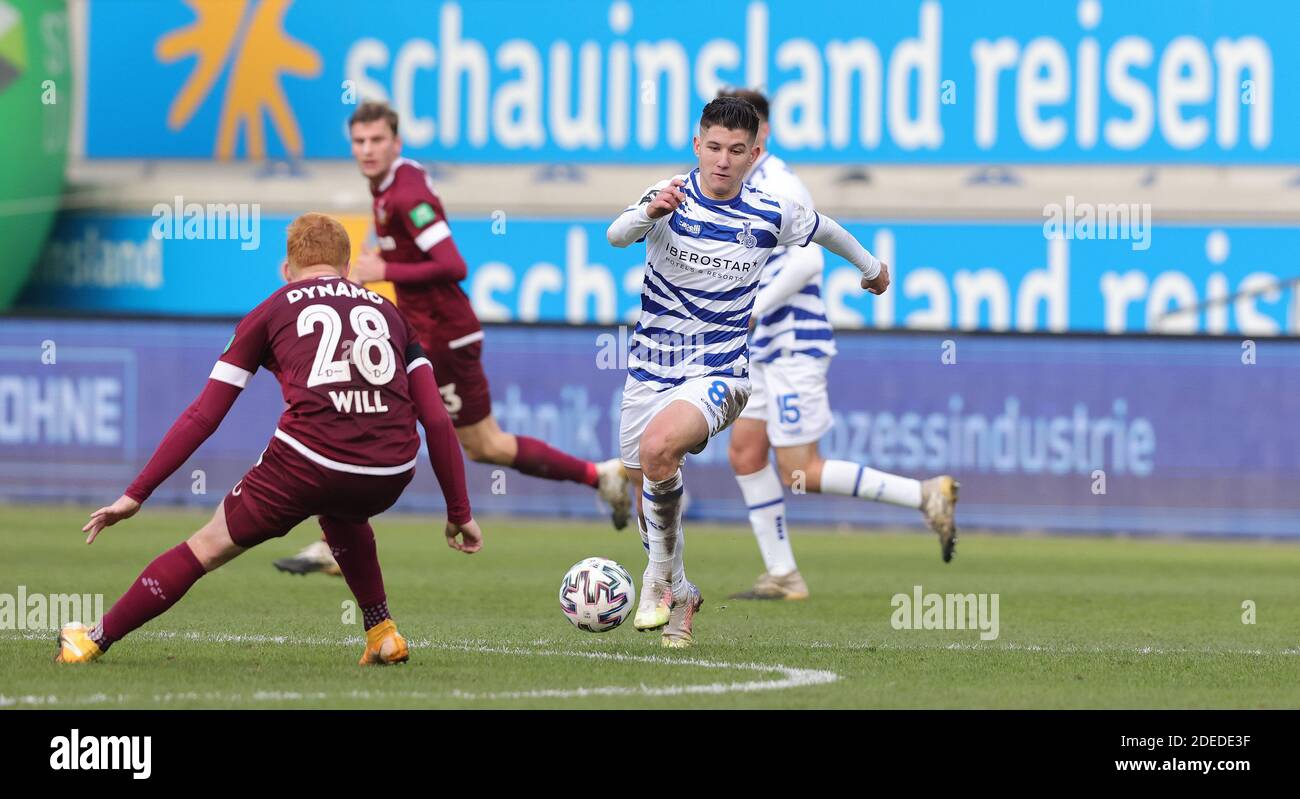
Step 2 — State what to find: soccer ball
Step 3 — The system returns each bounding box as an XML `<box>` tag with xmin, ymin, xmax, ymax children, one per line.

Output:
<box><xmin>559</xmin><ymin>557</ymin><xmax>636</xmax><ymax>633</ymax></box>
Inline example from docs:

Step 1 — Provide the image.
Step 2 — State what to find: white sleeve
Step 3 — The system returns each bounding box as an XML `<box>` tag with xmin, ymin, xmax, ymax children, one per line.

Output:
<box><xmin>775</xmin><ymin>200</ymin><xmax>820</xmax><ymax>248</ymax></box>
<box><xmin>606</xmin><ymin>179</ymin><xmax>671</xmax><ymax>248</ymax></box>
<box><xmin>751</xmin><ymin>244</ymin><xmax>824</xmax><ymax>318</ymax></box>
<box><xmin>811</xmin><ymin>214</ymin><xmax>881</xmax><ymax>279</ymax></box>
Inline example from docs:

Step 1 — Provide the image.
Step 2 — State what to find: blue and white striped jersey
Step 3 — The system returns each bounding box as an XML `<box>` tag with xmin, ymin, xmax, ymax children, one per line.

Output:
<box><xmin>747</xmin><ymin>152</ymin><xmax>836</xmax><ymax>362</ymax></box>
<box><xmin>622</xmin><ymin>168</ymin><xmax>820</xmax><ymax>390</ymax></box>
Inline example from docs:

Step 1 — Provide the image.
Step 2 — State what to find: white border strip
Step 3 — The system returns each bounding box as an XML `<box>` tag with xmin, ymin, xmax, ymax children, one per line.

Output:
<box><xmin>210</xmin><ymin>360</ymin><xmax>253</xmax><ymax>388</ymax></box>
<box><xmin>447</xmin><ymin>330</ymin><xmax>484</xmax><ymax>350</ymax></box>
<box><xmin>69</xmin><ymin>0</ymin><xmax>89</xmax><ymax>161</ymax></box>
<box><xmin>274</xmin><ymin>429</ymin><xmax>417</xmax><ymax>476</ymax></box>
<box><xmin>414</xmin><ymin>220</ymin><xmax>451</xmax><ymax>251</ymax></box>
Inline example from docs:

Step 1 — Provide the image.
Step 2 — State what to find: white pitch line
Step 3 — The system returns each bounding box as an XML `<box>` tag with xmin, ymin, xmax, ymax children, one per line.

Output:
<box><xmin>10</xmin><ymin>629</ymin><xmax>1300</xmax><ymax>658</ymax></box>
<box><xmin>8</xmin><ymin>629</ymin><xmax>1299</xmax><ymax>708</ymax></box>
<box><xmin>884</xmin><ymin>640</ymin><xmax>1300</xmax><ymax>657</ymax></box>
<box><xmin>1</xmin><ymin>629</ymin><xmax>839</xmax><ymax>705</ymax></box>
<box><xmin>133</xmin><ymin>630</ymin><xmax>1300</xmax><ymax>659</ymax></box>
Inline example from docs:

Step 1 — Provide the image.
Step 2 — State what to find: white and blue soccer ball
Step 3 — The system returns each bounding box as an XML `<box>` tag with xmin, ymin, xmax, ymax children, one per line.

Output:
<box><xmin>559</xmin><ymin>557</ymin><xmax>636</xmax><ymax>633</ymax></box>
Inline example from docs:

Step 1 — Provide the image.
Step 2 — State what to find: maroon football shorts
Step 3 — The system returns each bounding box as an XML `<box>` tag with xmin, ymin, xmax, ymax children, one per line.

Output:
<box><xmin>429</xmin><ymin>340</ymin><xmax>493</xmax><ymax>428</ymax></box>
<box><xmin>222</xmin><ymin>436</ymin><xmax>414</xmax><ymax>548</ymax></box>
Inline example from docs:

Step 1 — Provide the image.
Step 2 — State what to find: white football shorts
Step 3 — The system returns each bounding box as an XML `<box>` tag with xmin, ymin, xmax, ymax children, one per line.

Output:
<box><xmin>738</xmin><ymin>355</ymin><xmax>833</xmax><ymax>447</ymax></box>
<box><xmin>619</xmin><ymin>373</ymin><xmax>751</xmax><ymax>470</ymax></box>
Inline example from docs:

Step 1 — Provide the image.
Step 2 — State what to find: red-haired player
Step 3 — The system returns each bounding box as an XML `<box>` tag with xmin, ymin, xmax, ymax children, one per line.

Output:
<box><xmin>57</xmin><ymin>213</ymin><xmax>479</xmax><ymax>665</ymax></box>
<box><xmin>274</xmin><ymin>101</ymin><xmax>632</xmax><ymax>577</ymax></box>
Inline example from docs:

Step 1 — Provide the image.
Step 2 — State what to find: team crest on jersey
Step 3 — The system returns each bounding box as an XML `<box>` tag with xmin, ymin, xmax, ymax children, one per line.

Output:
<box><xmin>737</xmin><ymin>220</ymin><xmax>758</xmax><ymax>249</ymax></box>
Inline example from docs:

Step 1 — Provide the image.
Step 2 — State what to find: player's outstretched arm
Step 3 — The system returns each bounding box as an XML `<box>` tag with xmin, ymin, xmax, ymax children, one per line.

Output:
<box><xmin>445</xmin><ymin>518</ymin><xmax>482</xmax><ymax>554</ymax></box>
<box><xmin>382</xmin><ymin>236</ymin><xmax>469</xmax><ymax>285</ymax></box>
<box><xmin>408</xmin><ymin>360</ymin><xmax>480</xmax><ymax>553</ymax></box>
<box><xmin>351</xmin><ymin>238</ymin><xmax>470</xmax><ymax>286</ymax></box>
<box><xmin>85</xmin><ymin>379</ymin><xmax>242</xmax><ymax>543</ymax></box>
<box><xmin>606</xmin><ymin>178</ymin><xmax>684</xmax><ymax>247</ymax></box>
<box><xmin>810</xmin><ymin>214</ymin><xmax>891</xmax><ymax>295</ymax></box>
<box><xmin>83</xmin><ymin>495</ymin><xmax>140</xmax><ymax>544</ymax></box>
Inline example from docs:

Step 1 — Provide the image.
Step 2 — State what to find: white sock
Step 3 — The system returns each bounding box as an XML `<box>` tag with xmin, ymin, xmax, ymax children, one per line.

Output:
<box><xmin>642</xmin><ymin>471</ymin><xmax>684</xmax><ymax>595</ymax></box>
<box><xmin>820</xmin><ymin>460</ymin><xmax>922</xmax><ymax>508</ymax></box>
<box><xmin>672</xmin><ymin>524</ymin><xmax>688</xmax><ymax>600</ymax></box>
<box><xmin>735</xmin><ymin>465</ymin><xmax>796</xmax><ymax>576</ymax></box>
<box><xmin>636</xmin><ymin>517</ymin><xmax>656</xmax><ymax>589</ymax></box>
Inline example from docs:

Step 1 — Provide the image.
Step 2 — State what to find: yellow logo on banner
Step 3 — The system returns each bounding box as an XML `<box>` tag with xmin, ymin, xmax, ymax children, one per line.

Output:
<box><xmin>156</xmin><ymin>0</ymin><xmax>321</xmax><ymax>160</ymax></box>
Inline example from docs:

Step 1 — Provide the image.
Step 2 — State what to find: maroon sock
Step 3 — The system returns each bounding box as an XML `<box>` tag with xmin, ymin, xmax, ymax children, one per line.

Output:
<box><xmin>318</xmin><ymin>517</ymin><xmax>388</xmax><ymax>613</ymax></box>
<box><xmin>362</xmin><ymin>600</ymin><xmax>390</xmax><ymax>631</ymax></box>
<box><xmin>91</xmin><ymin>542</ymin><xmax>207</xmax><ymax>652</ymax></box>
<box><xmin>512</xmin><ymin>436</ymin><xmax>598</xmax><ymax>486</ymax></box>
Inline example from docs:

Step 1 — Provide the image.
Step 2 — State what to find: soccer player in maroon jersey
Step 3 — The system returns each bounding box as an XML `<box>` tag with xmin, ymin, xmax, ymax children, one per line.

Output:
<box><xmin>277</xmin><ymin>102</ymin><xmax>631</xmax><ymax>576</ymax></box>
<box><xmin>267</xmin><ymin>101</ymin><xmax>631</xmax><ymax>579</ymax></box>
<box><xmin>56</xmin><ymin>214</ymin><xmax>481</xmax><ymax>665</ymax></box>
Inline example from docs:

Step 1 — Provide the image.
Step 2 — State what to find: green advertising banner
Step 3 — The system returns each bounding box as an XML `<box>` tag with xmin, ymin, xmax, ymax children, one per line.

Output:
<box><xmin>0</xmin><ymin>0</ymin><xmax>69</xmax><ymax>310</ymax></box>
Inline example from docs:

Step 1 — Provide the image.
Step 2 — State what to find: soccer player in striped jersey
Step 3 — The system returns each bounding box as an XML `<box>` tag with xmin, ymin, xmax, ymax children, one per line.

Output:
<box><xmin>719</xmin><ymin>89</ymin><xmax>958</xmax><ymax>602</ymax></box>
<box><xmin>606</xmin><ymin>97</ymin><xmax>889</xmax><ymax>647</ymax></box>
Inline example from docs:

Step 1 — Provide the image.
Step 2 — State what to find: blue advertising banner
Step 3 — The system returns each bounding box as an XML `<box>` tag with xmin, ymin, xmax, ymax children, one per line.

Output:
<box><xmin>84</xmin><ymin>0</ymin><xmax>1290</xmax><ymax>163</ymax></box>
<box><xmin>22</xmin><ymin>211</ymin><xmax>1300</xmax><ymax>335</ymax></box>
<box><xmin>1</xmin><ymin>319</ymin><xmax>1295</xmax><ymax>537</ymax></box>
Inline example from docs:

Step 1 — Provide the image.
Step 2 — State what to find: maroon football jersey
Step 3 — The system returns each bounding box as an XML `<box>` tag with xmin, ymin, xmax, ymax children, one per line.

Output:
<box><xmin>214</xmin><ymin>276</ymin><xmax>427</xmax><ymax>473</ymax></box>
<box><xmin>371</xmin><ymin>158</ymin><xmax>481</xmax><ymax>351</ymax></box>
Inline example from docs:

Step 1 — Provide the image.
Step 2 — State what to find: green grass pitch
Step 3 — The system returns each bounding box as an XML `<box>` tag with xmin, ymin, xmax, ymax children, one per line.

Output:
<box><xmin>2</xmin><ymin>505</ymin><xmax>1298</xmax><ymax>709</ymax></box>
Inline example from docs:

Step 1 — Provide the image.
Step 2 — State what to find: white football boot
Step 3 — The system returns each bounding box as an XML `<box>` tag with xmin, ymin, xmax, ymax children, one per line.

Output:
<box><xmin>595</xmin><ymin>458</ymin><xmax>633</xmax><ymax>531</ymax></box>
<box><xmin>272</xmin><ymin>539</ymin><xmax>342</xmax><ymax>576</ymax></box>
<box><xmin>662</xmin><ymin>582</ymin><xmax>704</xmax><ymax>649</ymax></box>
<box><xmin>634</xmin><ymin>578</ymin><xmax>673</xmax><ymax>632</ymax></box>
<box><xmin>920</xmin><ymin>476</ymin><xmax>960</xmax><ymax>562</ymax></box>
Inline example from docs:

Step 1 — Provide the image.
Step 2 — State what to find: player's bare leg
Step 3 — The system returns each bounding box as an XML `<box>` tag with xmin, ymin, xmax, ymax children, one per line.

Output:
<box><xmin>59</xmin><ymin>503</ymin><xmax>243</xmax><ymax>663</ymax></box>
<box><xmin>455</xmin><ymin>413</ymin><xmax>631</xmax><ymax>529</ymax></box>
<box><xmin>729</xmin><ymin>419</ymin><xmax>810</xmax><ymax>600</ymax></box>
<box><xmin>319</xmin><ymin>516</ymin><xmax>408</xmax><ymax>665</ymax></box>
<box><xmin>772</xmin><ymin>444</ymin><xmax>960</xmax><ymax>563</ymax></box>
<box><xmin>637</xmin><ymin>401</ymin><xmax>707</xmax><ymax>647</ymax></box>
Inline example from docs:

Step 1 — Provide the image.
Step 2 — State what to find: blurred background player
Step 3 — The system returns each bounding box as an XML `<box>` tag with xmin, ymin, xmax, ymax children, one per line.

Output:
<box><xmin>58</xmin><ymin>213</ymin><xmax>481</xmax><ymax>665</ymax></box>
<box><xmin>719</xmin><ymin>89</ymin><xmax>960</xmax><ymax>602</ymax></box>
<box><xmin>273</xmin><ymin>101</ymin><xmax>631</xmax><ymax>576</ymax></box>
<box><xmin>607</xmin><ymin>97</ymin><xmax>890</xmax><ymax>647</ymax></box>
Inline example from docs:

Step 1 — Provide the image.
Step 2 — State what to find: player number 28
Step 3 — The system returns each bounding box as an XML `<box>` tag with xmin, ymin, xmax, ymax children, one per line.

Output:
<box><xmin>296</xmin><ymin>304</ymin><xmax>397</xmax><ymax>388</ymax></box>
